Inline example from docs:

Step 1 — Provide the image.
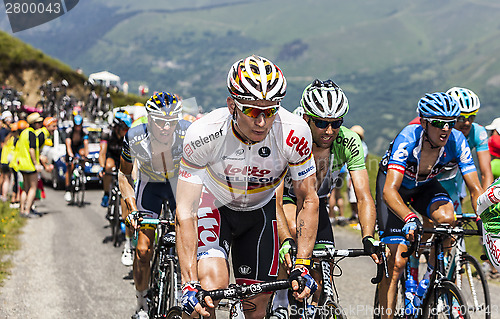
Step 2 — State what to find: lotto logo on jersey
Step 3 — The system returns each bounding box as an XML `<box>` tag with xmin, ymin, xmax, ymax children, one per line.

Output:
<box><xmin>178</xmin><ymin>168</ymin><xmax>192</xmax><ymax>179</ymax></box>
<box><xmin>286</xmin><ymin>130</ymin><xmax>310</xmax><ymax>156</ymax></box>
<box><xmin>484</xmin><ymin>231</ymin><xmax>500</xmax><ymax>269</ymax></box>
<box><xmin>197</xmin><ymin>207</ymin><xmax>221</xmax><ymax>248</ymax></box>
<box><xmin>224</xmin><ymin>165</ymin><xmax>271</xmax><ymax>177</ymax></box>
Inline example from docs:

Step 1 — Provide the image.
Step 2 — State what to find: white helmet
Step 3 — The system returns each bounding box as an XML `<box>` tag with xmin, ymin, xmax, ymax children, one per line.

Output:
<box><xmin>446</xmin><ymin>87</ymin><xmax>480</xmax><ymax>113</ymax></box>
<box><xmin>300</xmin><ymin>79</ymin><xmax>349</xmax><ymax>118</ymax></box>
<box><xmin>292</xmin><ymin>106</ymin><xmax>305</xmax><ymax>117</ymax></box>
<box><xmin>227</xmin><ymin>55</ymin><xmax>287</xmax><ymax>102</ymax></box>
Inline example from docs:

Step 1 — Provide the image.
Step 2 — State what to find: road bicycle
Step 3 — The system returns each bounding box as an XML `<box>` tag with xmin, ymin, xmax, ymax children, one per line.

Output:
<box><xmin>68</xmin><ymin>157</ymin><xmax>86</xmax><ymax>207</ymax></box>
<box><xmin>106</xmin><ymin>168</ymin><xmax>123</xmax><ymax>247</ymax></box>
<box><xmin>373</xmin><ymin>225</ymin><xmax>471</xmax><ymax>319</ymax></box>
<box><xmin>134</xmin><ymin>202</ymin><xmax>180</xmax><ymax>319</ymax></box>
<box><xmin>287</xmin><ymin>242</ymin><xmax>388</xmax><ymax>319</ymax></box>
<box><xmin>440</xmin><ymin>216</ymin><xmax>490</xmax><ymax>319</ymax></box>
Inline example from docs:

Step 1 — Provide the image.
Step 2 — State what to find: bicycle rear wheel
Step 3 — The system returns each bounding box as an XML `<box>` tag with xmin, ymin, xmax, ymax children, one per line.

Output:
<box><xmin>422</xmin><ymin>280</ymin><xmax>470</xmax><ymax>319</ymax></box>
<box><xmin>453</xmin><ymin>254</ymin><xmax>491</xmax><ymax>319</ymax></box>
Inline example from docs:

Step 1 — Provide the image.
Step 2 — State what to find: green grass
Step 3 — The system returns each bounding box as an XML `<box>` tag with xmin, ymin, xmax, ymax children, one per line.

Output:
<box><xmin>0</xmin><ymin>202</ymin><xmax>25</xmax><ymax>286</ymax></box>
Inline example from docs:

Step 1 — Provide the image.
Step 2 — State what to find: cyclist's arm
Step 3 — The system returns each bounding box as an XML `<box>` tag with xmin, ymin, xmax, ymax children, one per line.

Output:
<box><xmin>350</xmin><ymin>169</ymin><xmax>376</xmax><ymax>238</ymax></box>
<box><xmin>477</xmin><ymin>150</ymin><xmax>493</xmax><ymax>190</ymax></box>
<box><xmin>118</xmin><ymin>157</ymin><xmax>137</xmax><ymax>213</ymax></box>
<box><xmin>276</xmin><ymin>180</ymin><xmax>293</xmax><ymax>243</ymax></box>
<box><xmin>65</xmin><ymin>138</ymin><xmax>74</xmax><ymax>158</ymax></box>
<box><xmin>292</xmin><ymin>173</ymin><xmax>319</xmax><ymax>260</ymax></box>
<box><xmin>83</xmin><ymin>139</ymin><xmax>89</xmax><ymax>158</ymax></box>
<box><xmin>98</xmin><ymin>140</ymin><xmax>107</xmax><ymax>168</ymax></box>
<box><xmin>463</xmin><ymin>171</ymin><xmax>483</xmax><ymax>215</ymax></box>
<box><xmin>383</xmin><ymin>169</ymin><xmax>412</xmax><ymax>222</ymax></box>
<box><xmin>175</xmin><ymin>179</ymin><xmax>203</xmax><ymax>285</ymax></box>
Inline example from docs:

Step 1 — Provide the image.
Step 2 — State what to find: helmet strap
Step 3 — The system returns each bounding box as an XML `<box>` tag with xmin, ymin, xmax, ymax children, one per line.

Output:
<box><xmin>231</xmin><ymin>112</ymin><xmax>257</xmax><ymax>145</ymax></box>
<box><xmin>423</xmin><ymin>122</ymin><xmax>441</xmax><ymax>149</ymax></box>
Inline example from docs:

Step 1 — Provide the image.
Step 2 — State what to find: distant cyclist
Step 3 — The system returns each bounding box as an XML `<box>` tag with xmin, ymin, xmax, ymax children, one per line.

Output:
<box><xmin>64</xmin><ymin>115</ymin><xmax>89</xmax><ymax>202</ymax></box>
<box><xmin>438</xmin><ymin>87</ymin><xmax>493</xmax><ymax>214</ymax></box>
<box><xmin>99</xmin><ymin>111</ymin><xmax>132</xmax><ymax>208</ymax></box>
<box><xmin>375</xmin><ymin>92</ymin><xmax>484</xmax><ymax>319</ymax></box>
<box><xmin>176</xmin><ymin>55</ymin><xmax>319</xmax><ymax>319</ymax></box>
<box><xmin>120</xmin><ymin>91</ymin><xmax>190</xmax><ymax>319</ymax></box>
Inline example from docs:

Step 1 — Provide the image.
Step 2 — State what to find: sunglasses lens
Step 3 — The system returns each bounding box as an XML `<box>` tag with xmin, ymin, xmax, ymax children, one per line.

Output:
<box><xmin>241</xmin><ymin>106</ymin><xmax>279</xmax><ymax>118</ymax></box>
<box><xmin>458</xmin><ymin>114</ymin><xmax>476</xmax><ymax>123</ymax></box>
<box><xmin>430</xmin><ymin>120</ymin><xmax>456</xmax><ymax>129</ymax></box>
<box><xmin>312</xmin><ymin>118</ymin><xmax>342</xmax><ymax>129</ymax></box>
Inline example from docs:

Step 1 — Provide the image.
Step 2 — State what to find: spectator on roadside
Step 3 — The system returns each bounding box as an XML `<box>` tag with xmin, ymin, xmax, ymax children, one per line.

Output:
<box><xmin>17</xmin><ymin>113</ymin><xmax>45</xmax><ymax>217</ymax></box>
<box><xmin>346</xmin><ymin>125</ymin><xmax>369</xmax><ymax>223</ymax></box>
<box><xmin>486</xmin><ymin>117</ymin><xmax>500</xmax><ymax>179</ymax></box>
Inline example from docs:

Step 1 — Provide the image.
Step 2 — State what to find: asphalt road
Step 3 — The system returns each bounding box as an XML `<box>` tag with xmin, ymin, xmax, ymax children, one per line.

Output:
<box><xmin>1</xmin><ymin>187</ymin><xmax>500</xmax><ymax>318</ymax></box>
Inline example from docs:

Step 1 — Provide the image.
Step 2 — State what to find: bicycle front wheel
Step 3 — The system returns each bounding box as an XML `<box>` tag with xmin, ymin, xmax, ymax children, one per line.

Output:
<box><xmin>453</xmin><ymin>254</ymin><xmax>491</xmax><ymax>319</ymax></box>
<box><xmin>317</xmin><ymin>300</ymin><xmax>346</xmax><ymax>319</ymax></box>
<box><xmin>77</xmin><ymin>173</ymin><xmax>85</xmax><ymax>207</ymax></box>
<box><xmin>423</xmin><ymin>280</ymin><xmax>470</xmax><ymax>319</ymax></box>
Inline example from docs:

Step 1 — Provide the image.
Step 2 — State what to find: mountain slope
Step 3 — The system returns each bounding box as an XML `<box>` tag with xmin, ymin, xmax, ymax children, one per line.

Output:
<box><xmin>3</xmin><ymin>0</ymin><xmax>500</xmax><ymax>154</ymax></box>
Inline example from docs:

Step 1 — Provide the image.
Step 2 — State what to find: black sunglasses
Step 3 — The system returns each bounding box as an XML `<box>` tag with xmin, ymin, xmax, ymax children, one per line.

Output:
<box><xmin>310</xmin><ymin>117</ymin><xmax>343</xmax><ymax>129</ymax></box>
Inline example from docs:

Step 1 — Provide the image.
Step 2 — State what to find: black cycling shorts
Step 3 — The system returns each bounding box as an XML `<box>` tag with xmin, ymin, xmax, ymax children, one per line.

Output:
<box><xmin>375</xmin><ymin>170</ymin><xmax>452</xmax><ymax>245</ymax></box>
<box><xmin>196</xmin><ymin>188</ymin><xmax>280</xmax><ymax>284</ymax></box>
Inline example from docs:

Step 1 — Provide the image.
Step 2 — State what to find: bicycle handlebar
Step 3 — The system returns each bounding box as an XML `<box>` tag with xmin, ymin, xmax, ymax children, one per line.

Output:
<box><xmin>197</xmin><ymin>280</ymin><xmax>291</xmax><ymax>305</ymax></box>
<box><xmin>312</xmin><ymin>242</ymin><xmax>388</xmax><ymax>284</ymax></box>
<box><xmin>423</xmin><ymin>226</ymin><xmax>481</xmax><ymax>236</ymax></box>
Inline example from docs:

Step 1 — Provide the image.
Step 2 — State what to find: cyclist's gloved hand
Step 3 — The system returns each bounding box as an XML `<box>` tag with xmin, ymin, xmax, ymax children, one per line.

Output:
<box><xmin>288</xmin><ymin>266</ymin><xmax>317</xmax><ymax>294</ymax></box>
<box><xmin>363</xmin><ymin>235</ymin><xmax>381</xmax><ymax>264</ymax></box>
<box><xmin>124</xmin><ymin>211</ymin><xmax>139</xmax><ymax>229</ymax></box>
<box><xmin>181</xmin><ymin>281</ymin><xmax>202</xmax><ymax>316</ymax></box>
<box><xmin>362</xmin><ymin>236</ymin><xmax>377</xmax><ymax>254</ymax></box>
<box><xmin>402</xmin><ymin>213</ymin><xmax>422</xmax><ymax>240</ymax></box>
<box><xmin>279</xmin><ymin>238</ymin><xmax>297</xmax><ymax>268</ymax></box>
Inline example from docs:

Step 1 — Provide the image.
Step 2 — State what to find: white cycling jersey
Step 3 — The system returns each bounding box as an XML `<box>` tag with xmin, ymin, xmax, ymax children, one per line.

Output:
<box><xmin>179</xmin><ymin>107</ymin><xmax>316</xmax><ymax>211</ymax></box>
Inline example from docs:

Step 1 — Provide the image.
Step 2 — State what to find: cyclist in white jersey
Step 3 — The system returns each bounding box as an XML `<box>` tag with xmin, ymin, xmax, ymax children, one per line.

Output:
<box><xmin>176</xmin><ymin>55</ymin><xmax>319</xmax><ymax>319</ymax></box>
<box><xmin>438</xmin><ymin>87</ymin><xmax>493</xmax><ymax>214</ymax></box>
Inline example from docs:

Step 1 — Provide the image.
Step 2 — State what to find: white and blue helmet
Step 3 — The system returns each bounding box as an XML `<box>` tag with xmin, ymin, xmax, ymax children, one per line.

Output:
<box><xmin>446</xmin><ymin>87</ymin><xmax>480</xmax><ymax>113</ymax></box>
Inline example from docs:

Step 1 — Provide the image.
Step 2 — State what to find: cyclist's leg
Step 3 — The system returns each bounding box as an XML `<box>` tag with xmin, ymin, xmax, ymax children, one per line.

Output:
<box><xmin>230</xmin><ymin>199</ymin><xmax>279</xmax><ymax>319</ymax></box>
<box><xmin>196</xmin><ymin>189</ymin><xmax>231</xmax><ymax>317</ymax></box>
<box><xmin>133</xmin><ymin>180</ymin><xmax>164</xmax><ymax>310</ymax></box>
<box><xmin>375</xmin><ymin>170</ymin><xmax>408</xmax><ymax>319</ymax></box>
<box><xmin>411</xmin><ymin>180</ymin><xmax>454</xmax><ymax>279</ymax></box>
<box><xmin>101</xmin><ymin>156</ymin><xmax>115</xmax><ymax>207</ymax></box>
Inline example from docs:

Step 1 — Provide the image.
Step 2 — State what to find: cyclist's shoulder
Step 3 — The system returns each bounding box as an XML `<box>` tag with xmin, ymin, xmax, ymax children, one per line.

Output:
<box><xmin>175</xmin><ymin>119</ymin><xmax>192</xmax><ymax>134</ymax></box>
<box><xmin>470</xmin><ymin>122</ymin><xmax>488</xmax><ymax>142</ymax></box>
<box><xmin>332</xmin><ymin>126</ymin><xmax>362</xmax><ymax>151</ymax></box>
<box><xmin>184</xmin><ymin>108</ymin><xmax>229</xmax><ymax>140</ymax></box>
<box><xmin>125</xmin><ymin>123</ymin><xmax>149</xmax><ymax>144</ymax></box>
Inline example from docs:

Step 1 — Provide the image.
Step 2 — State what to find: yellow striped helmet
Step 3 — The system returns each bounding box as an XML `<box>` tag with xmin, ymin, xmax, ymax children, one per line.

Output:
<box><xmin>227</xmin><ymin>55</ymin><xmax>287</xmax><ymax>102</ymax></box>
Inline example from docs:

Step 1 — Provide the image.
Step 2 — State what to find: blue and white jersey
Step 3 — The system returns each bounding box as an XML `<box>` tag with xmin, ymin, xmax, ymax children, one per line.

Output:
<box><xmin>438</xmin><ymin>122</ymin><xmax>489</xmax><ymax>214</ymax></box>
<box><xmin>121</xmin><ymin>120</ymin><xmax>191</xmax><ymax>182</ymax></box>
<box><xmin>380</xmin><ymin>124</ymin><xmax>476</xmax><ymax>189</ymax></box>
